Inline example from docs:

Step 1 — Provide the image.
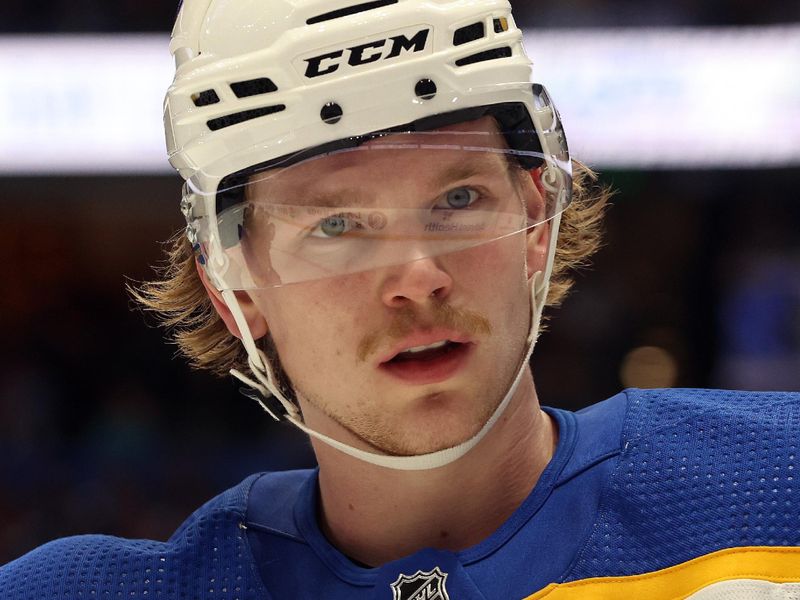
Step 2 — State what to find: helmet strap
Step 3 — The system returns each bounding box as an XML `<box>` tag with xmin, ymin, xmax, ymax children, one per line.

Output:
<box><xmin>223</xmin><ymin>232</ymin><xmax>556</xmax><ymax>470</ymax></box>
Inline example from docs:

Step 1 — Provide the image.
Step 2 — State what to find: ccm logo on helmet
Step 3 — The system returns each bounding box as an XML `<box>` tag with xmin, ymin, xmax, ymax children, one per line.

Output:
<box><xmin>304</xmin><ymin>29</ymin><xmax>431</xmax><ymax>78</ymax></box>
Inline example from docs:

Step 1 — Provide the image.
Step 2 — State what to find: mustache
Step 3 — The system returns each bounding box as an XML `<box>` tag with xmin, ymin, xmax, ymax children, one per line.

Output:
<box><xmin>357</xmin><ymin>300</ymin><xmax>492</xmax><ymax>362</ymax></box>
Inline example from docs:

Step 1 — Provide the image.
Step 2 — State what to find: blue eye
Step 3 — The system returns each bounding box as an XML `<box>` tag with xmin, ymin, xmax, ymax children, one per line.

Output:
<box><xmin>444</xmin><ymin>187</ymin><xmax>479</xmax><ymax>209</ymax></box>
<box><xmin>310</xmin><ymin>214</ymin><xmax>363</xmax><ymax>238</ymax></box>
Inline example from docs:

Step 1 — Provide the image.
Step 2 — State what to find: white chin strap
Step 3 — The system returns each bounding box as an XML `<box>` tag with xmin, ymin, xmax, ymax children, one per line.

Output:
<box><xmin>227</xmin><ymin>214</ymin><xmax>560</xmax><ymax>471</ymax></box>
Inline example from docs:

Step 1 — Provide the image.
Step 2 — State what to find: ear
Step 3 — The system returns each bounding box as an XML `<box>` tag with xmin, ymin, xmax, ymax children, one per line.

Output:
<box><xmin>195</xmin><ymin>261</ymin><xmax>269</xmax><ymax>340</ymax></box>
<box><xmin>525</xmin><ymin>168</ymin><xmax>550</xmax><ymax>279</ymax></box>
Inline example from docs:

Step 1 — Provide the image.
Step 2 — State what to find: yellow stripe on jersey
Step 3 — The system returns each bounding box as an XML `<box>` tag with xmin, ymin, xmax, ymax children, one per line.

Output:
<box><xmin>524</xmin><ymin>546</ymin><xmax>800</xmax><ymax>600</ymax></box>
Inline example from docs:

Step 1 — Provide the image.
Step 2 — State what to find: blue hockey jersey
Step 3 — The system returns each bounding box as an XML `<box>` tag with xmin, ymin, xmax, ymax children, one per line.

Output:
<box><xmin>2</xmin><ymin>389</ymin><xmax>800</xmax><ymax>599</ymax></box>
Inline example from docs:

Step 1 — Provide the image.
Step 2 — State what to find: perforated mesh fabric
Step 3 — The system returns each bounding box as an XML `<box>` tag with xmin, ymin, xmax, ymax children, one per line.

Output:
<box><xmin>0</xmin><ymin>474</ymin><xmax>266</xmax><ymax>599</ymax></box>
<box><xmin>567</xmin><ymin>389</ymin><xmax>800</xmax><ymax>581</ymax></box>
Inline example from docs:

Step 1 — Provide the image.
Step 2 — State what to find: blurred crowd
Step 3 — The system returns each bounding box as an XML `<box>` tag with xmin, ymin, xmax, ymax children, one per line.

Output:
<box><xmin>0</xmin><ymin>177</ymin><xmax>318</xmax><ymax>563</ymax></box>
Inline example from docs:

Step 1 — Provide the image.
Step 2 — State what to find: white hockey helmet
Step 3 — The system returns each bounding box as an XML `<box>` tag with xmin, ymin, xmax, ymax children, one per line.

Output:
<box><xmin>164</xmin><ymin>0</ymin><xmax>571</xmax><ymax>470</ymax></box>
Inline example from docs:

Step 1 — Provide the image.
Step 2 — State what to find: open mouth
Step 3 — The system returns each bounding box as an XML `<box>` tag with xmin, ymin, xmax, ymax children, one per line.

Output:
<box><xmin>380</xmin><ymin>340</ymin><xmax>473</xmax><ymax>385</ymax></box>
<box><xmin>386</xmin><ymin>340</ymin><xmax>465</xmax><ymax>363</ymax></box>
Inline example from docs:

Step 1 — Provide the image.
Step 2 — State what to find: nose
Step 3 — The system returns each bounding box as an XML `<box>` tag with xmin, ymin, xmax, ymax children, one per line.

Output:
<box><xmin>380</xmin><ymin>256</ymin><xmax>453</xmax><ymax>308</ymax></box>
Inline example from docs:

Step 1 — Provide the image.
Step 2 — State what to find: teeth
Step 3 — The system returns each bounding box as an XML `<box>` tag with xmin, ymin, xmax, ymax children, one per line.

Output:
<box><xmin>401</xmin><ymin>340</ymin><xmax>450</xmax><ymax>354</ymax></box>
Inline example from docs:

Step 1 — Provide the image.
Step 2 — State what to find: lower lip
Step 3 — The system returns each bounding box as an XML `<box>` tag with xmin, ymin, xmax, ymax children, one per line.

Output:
<box><xmin>379</xmin><ymin>343</ymin><xmax>474</xmax><ymax>385</ymax></box>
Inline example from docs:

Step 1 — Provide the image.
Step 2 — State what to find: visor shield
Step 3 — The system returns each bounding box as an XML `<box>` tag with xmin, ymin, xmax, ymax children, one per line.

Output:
<box><xmin>186</xmin><ymin>96</ymin><xmax>571</xmax><ymax>290</ymax></box>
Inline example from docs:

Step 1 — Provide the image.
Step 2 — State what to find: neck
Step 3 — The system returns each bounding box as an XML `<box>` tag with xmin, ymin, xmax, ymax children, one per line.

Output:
<box><xmin>306</xmin><ymin>371</ymin><xmax>556</xmax><ymax>566</ymax></box>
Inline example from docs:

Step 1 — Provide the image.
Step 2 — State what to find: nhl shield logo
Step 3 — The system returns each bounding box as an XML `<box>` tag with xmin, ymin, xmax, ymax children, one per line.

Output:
<box><xmin>390</xmin><ymin>567</ymin><xmax>450</xmax><ymax>600</ymax></box>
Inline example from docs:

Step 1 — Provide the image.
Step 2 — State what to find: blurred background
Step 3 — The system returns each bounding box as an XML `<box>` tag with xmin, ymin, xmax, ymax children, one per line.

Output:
<box><xmin>1</xmin><ymin>0</ymin><xmax>799</xmax><ymax>566</ymax></box>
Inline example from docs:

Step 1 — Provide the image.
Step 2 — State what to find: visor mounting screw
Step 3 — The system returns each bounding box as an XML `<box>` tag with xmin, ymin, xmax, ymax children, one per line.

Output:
<box><xmin>180</xmin><ymin>198</ymin><xmax>193</xmax><ymax>218</ymax></box>
<box><xmin>415</xmin><ymin>78</ymin><xmax>437</xmax><ymax>100</ymax></box>
<box><xmin>320</xmin><ymin>102</ymin><xmax>343</xmax><ymax>124</ymax></box>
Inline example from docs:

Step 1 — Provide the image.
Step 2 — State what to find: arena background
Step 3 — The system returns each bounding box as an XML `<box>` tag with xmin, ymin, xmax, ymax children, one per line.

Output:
<box><xmin>1</xmin><ymin>1</ymin><xmax>799</xmax><ymax>565</ymax></box>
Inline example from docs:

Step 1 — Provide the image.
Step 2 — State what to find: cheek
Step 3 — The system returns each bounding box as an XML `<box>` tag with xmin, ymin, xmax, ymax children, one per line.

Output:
<box><xmin>456</xmin><ymin>234</ymin><xmax>528</xmax><ymax>285</ymax></box>
<box><xmin>455</xmin><ymin>237</ymin><xmax>529</xmax><ymax>327</ymax></box>
<box><xmin>258</xmin><ymin>276</ymin><xmax>369</xmax><ymax>362</ymax></box>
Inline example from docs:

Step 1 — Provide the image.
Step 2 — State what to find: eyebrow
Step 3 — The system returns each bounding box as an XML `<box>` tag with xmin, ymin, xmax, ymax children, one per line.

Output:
<box><xmin>300</xmin><ymin>188</ymin><xmax>375</xmax><ymax>208</ymax></box>
<box><xmin>431</xmin><ymin>151</ymin><xmax>508</xmax><ymax>190</ymax></box>
<box><xmin>263</xmin><ymin>150</ymin><xmax>510</xmax><ymax>208</ymax></box>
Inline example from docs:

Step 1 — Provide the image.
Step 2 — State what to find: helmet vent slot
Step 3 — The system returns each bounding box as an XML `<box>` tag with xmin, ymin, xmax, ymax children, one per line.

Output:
<box><xmin>207</xmin><ymin>105</ymin><xmax>287</xmax><ymax>131</ymax></box>
<box><xmin>192</xmin><ymin>89</ymin><xmax>220</xmax><ymax>107</ymax></box>
<box><xmin>307</xmin><ymin>0</ymin><xmax>398</xmax><ymax>25</ymax></box>
<box><xmin>455</xmin><ymin>46</ymin><xmax>512</xmax><ymax>67</ymax></box>
<box><xmin>453</xmin><ymin>22</ymin><xmax>485</xmax><ymax>46</ymax></box>
<box><xmin>230</xmin><ymin>78</ymin><xmax>278</xmax><ymax>98</ymax></box>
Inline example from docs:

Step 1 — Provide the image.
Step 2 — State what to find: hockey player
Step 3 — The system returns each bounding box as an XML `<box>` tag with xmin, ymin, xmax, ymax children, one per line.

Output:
<box><xmin>2</xmin><ymin>0</ymin><xmax>799</xmax><ymax>598</ymax></box>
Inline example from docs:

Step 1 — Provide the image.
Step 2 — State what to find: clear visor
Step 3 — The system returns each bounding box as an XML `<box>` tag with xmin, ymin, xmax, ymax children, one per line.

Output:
<box><xmin>187</xmin><ymin>96</ymin><xmax>570</xmax><ymax>290</ymax></box>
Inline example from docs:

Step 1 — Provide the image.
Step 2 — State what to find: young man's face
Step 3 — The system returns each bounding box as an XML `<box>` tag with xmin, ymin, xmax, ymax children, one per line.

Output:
<box><xmin>239</xmin><ymin>117</ymin><xmax>548</xmax><ymax>456</ymax></box>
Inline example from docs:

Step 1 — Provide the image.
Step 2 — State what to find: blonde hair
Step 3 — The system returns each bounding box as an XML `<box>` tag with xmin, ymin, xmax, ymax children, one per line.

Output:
<box><xmin>130</xmin><ymin>161</ymin><xmax>611</xmax><ymax>377</ymax></box>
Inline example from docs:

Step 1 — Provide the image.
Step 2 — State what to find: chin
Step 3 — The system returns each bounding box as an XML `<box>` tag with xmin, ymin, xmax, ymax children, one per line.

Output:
<box><xmin>375</xmin><ymin>397</ymin><xmax>497</xmax><ymax>456</ymax></box>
